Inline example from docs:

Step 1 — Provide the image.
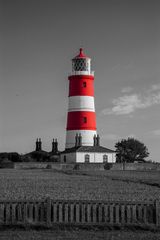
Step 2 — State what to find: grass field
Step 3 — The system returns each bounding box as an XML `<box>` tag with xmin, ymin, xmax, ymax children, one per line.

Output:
<box><xmin>0</xmin><ymin>169</ymin><xmax>159</xmax><ymax>201</ymax></box>
<box><xmin>0</xmin><ymin>168</ymin><xmax>160</xmax><ymax>239</ymax></box>
<box><xmin>0</xmin><ymin>229</ymin><xmax>160</xmax><ymax>240</ymax></box>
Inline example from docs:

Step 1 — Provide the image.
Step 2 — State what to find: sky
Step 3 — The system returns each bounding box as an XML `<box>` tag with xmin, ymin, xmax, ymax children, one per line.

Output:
<box><xmin>1</xmin><ymin>0</ymin><xmax>160</xmax><ymax>162</ymax></box>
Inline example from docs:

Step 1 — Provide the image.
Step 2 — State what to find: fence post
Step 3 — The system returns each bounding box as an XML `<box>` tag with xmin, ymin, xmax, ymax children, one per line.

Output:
<box><xmin>46</xmin><ymin>197</ymin><xmax>51</xmax><ymax>227</ymax></box>
<box><xmin>155</xmin><ymin>200</ymin><xmax>160</xmax><ymax>228</ymax></box>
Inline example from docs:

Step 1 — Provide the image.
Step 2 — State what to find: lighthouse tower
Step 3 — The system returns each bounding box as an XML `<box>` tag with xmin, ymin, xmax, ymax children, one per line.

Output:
<box><xmin>65</xmin><ymin>48</ymin><xmax>97</xmax><ymax>149</ymax></box>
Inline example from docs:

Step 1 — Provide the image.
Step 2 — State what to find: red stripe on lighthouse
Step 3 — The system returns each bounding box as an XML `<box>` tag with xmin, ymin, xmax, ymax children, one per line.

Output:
<box><xmin>67</xmin><ymin>111</ymin><xmax>96</xmax><ymax>130</ymax></box>
<box><xmin>68</xmin><ymin>75</ymin><xmax>94</xmax><ymax>96</ymax></box>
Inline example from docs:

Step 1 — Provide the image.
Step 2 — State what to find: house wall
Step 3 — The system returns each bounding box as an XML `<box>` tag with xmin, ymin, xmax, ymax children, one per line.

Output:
<box><xmin>60</xmin><ymin>152</ymin><xmax>76</xmax><ymax>163</ymax></box>
<box><xmin>76</xmin><ymin>152</ymin><xmax>116</xmax><ymax>163</ymax></box>
<box><xmin>60</xmin><ymin>152</ymin><xmax>116</xmax><ymax>163</ymax></box>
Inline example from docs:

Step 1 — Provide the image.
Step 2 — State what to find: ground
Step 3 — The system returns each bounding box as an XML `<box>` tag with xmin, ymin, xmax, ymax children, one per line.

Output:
<box><xmin>0</xmin><ymin>168</ymin><xmax>160</xmax><ymax>239</ymax></box>
<box><xmin>0</xmin><ymin>229</ymin><xmax>160</xmax><ymax>240</ymax></box>
<box><xmin>0</xmin><ymin>169</ymin><xmax>159</xmax><ymax>201</ymax></box>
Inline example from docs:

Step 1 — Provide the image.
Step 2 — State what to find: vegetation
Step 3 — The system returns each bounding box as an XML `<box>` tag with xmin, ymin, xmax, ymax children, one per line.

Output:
<box><xmin>115</xmin><ymin>138</ymin><xmax>149</xmax><ymax>163</ymax></box>
<box><xmin>0</xmin><ymin>151</ymin><xmax>60</xmax><ymax>163</ymax></box>
<box><xmin>0</xmin><ymin>169</ymin><xmax>159</xmax><ymax>201</ymax></box>
<box><xmin>0</xmin><ymin>152</ymin><xmax>21</xmax><ymax>163</ymax></box>
<box><xmin>0</xmin><ymin>229</ymin><xmax>160</xmax><ymax>240</ymax></box>
<box><xmin>0</xmin><ymin>169</ymin><xmax>159</xmax><ymax>239</ymax></box>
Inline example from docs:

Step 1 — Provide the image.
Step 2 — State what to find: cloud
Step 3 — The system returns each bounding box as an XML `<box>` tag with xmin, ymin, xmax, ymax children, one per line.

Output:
<box><xmin>121</xmin><ymin>87</ymin><xmax>133</xmax><ymax>93</ymax></box>
<box><xmin>150</xmin><ymin>84</ymin><xmax>160</xmax><ymax>92</ymax></box>
<box><xmin>102</xmin><ymin>92</ymin><xmax>160</xmax><ymax>115</ymax></box>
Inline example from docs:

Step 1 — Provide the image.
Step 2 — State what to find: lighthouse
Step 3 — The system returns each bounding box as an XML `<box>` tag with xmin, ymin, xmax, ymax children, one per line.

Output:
<box><xmin>61</xmin><ymin>49</ymin><xmax>116</xmax><ymax>164</ymax></box>
<box><xmin>65</xmin><ymin>48</ymin><xmax>97</xmax><ymax>149</ymax></box>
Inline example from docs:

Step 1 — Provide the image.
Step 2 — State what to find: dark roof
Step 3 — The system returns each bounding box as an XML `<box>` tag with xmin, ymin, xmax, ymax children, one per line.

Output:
<box><xmin>49</xmin><ymin>151</ymin><xmax>60</xmax><ymax>155</ymax></box>
<box><xmin>24</xmin><ymin>150</ymin><xmax>49</xmax><ymax>156</ymax></box>
<box><xmin>61</xmin><ymin>146</ymin><xmax>115</xmax><ymax>154</ymax></box>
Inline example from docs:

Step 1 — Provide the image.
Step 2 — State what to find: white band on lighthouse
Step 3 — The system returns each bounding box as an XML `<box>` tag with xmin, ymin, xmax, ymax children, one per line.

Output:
<box><xmin>66</xmin><ymin>130</ymin><xmax>97</xmax><ymax>149</ymax></box>
<box><xmin>68</xmin><ymin>96</ymin><xmax>95</xmax><ymax>112</ymax></box>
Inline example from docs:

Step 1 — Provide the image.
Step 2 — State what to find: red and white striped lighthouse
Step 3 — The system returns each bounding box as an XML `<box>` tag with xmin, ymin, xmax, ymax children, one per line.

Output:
<box><xmin>65</xmin><ymin>48</ymin><xmax>97</xmax><ymax>149</ymax></box>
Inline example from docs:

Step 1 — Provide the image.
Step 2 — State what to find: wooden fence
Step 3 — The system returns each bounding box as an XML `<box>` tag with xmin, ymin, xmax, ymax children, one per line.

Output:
<box><xmin>0</xmin><ymin>198</ymin><xmax>159</xmax><ymax>228</ymax></box>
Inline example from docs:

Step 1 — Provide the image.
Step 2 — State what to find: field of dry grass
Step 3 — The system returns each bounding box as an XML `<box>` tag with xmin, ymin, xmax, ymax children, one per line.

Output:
<box><xmin>0</xmin><ymin>228</ymin><xmax>160</xmax><ymax>240</ymax></box>
<box><xmin>0</xmin><ymin>169</ymin><xmax>159</xmax><ymax>201</ymax></box>
<box><xmin>0</xmin><ymin>169</ymin><xmax>160</xmax><ymax>239</ymax></box>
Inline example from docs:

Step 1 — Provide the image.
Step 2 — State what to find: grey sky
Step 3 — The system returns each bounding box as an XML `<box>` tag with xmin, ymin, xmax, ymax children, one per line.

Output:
<box><xmin>1</xmin><ymin>0</ymin><xmax>160</xmax><ymax>162</ymax></box>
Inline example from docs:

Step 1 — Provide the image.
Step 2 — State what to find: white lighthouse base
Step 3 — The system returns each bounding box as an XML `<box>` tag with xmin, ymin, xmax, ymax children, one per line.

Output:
<box><xmin>65</xmin><ymin>130</ymin><xmax>97</xmax><ymax>149</ymax></box>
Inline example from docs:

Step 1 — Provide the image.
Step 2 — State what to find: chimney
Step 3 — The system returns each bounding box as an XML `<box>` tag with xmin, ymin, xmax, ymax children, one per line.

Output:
<box><xmin>52</xmin><ymin>138</ymin><xmax>55</xmax><ymax>152</ymax></box>
<box><xmin>75</xmin><ymin>133</ymin><xmax>78</xmax><ymax>147</ymax></box>
<box><xmin>55</xmin><ymin>139</ymin><xmax>58</xmax><ymax>153</ymax></box>
<box><xmin>96</xmin><ymin>134</ymin><xmax>100</xmax><ymax>146</ymax></box>
<box><xmin>93</xmin><ymin>134</ymin><xmax>96</xmax><ymax>146</ymax></box>
<box><xmin>36</xmin><ymin>138</ymin><xmax>39</xmax><ymax>151</ymax></box>
<box><xmin>39</xmin><ymin>138</ymin><xmax>42</xmax><ymax>151</ymax></box>
<box><xmin>78</xmin><ymin>133</ymin><xmax>82</xmax><ymax>147</ymax></box>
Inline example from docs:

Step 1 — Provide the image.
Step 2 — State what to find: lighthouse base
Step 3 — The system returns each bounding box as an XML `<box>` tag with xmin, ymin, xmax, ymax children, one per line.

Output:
<box><xmin>65</xmin><ymin>130</ymin><xmax>97</xmax><ymax>149</ymax></box>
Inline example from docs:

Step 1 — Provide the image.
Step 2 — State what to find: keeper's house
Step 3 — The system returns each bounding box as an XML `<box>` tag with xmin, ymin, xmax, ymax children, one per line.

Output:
<box><xmin>60</xmin><ymin>134</ymin><xmax>116</xmax><ymax>163</ymax></box>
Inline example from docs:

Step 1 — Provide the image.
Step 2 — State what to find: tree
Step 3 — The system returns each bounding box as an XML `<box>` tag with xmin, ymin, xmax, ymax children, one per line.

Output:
<box><xmin>0</xmin><ymin>152</ymin><xmax>21</xmax><ymax>162</ymax></box>
<box><xmin>115</xmin><ymin>138</ymin><xmax>149</xmax><ymax>163</ymax></box>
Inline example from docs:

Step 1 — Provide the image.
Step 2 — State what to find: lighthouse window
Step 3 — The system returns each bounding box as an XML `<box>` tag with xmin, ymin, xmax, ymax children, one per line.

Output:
<box><xmin>73</xmin><ymin>59</ymin><xmax>88</xmax><ymax>71</ymax></box>
<box><xmin>83</xmin><ymin>117</ymin><xmax>87</xmax><ymax>123</ymax></box>
<box><xmin>83</xmin><ymin>82</ymin><xmax>86</xmax><ymax>87</ymax></box>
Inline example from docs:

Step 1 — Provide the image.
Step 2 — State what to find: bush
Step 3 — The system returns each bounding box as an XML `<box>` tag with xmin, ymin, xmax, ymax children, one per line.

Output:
<box><xmin>73</xmin><ymin>164</ymin><xmax>80</xmax><ymax>170</ymax></box>
<box><xmin>46</xmin><ymin>164</ymin><xmax>52</xmax><ymax>169</ymax></box>
<box><xmin>104</xmin><ymin>163</ymin><xmax>113</xmax><ymax>170</ymax></box>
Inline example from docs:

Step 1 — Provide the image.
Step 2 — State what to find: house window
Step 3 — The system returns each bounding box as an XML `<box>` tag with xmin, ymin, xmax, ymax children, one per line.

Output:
<box><xmin>64</xmin><ymin>155</ymin><xmax>66</xmax><ymax>163</ymax></box>
<box><xmin>83</xmin><ymin>82</ymin><xmax>86</xmax><ymax>88</ymax></box>
<box><xmin>85</xmin><ymin>154</ymin><xmax>90</xmax><ymax>163</ymax></box>
<box><xmin>103</xmin><ymin>155</ymin><xmax>108</xmax><ymax>163</ymax></box>
<box><xmin>83</xmin><ymin>117</ymin><xmax>87</xmax><ymax>123</ymax></box>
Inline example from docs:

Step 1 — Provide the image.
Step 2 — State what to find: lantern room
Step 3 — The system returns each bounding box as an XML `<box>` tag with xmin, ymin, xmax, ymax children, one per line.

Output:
<box><xmin>72</xmin><ymin>48</ymin><xmax>92</xmax><ymax>75</ymax></box>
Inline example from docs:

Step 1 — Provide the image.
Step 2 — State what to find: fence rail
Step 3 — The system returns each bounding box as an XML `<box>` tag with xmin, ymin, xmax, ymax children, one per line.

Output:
<box><xmin>0</xmin><ymin>198</ymin><xmax>159</xmax><ymax>228</ymax></box>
